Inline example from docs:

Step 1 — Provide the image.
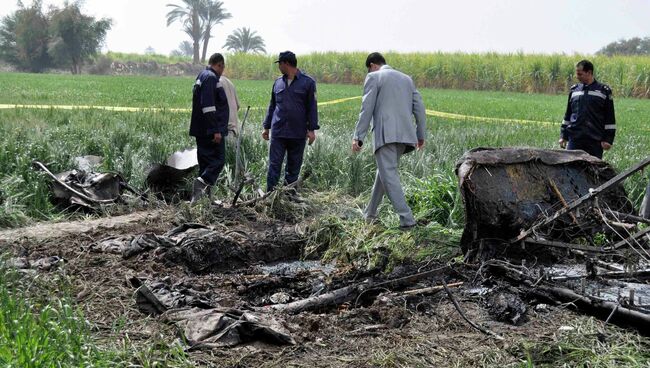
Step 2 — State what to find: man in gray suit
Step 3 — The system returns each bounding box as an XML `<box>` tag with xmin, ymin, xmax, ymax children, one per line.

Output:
<box><xmin>352</xmin><ymin>52</ymin><xmax>427</xmax><ymax>229</ymax></box>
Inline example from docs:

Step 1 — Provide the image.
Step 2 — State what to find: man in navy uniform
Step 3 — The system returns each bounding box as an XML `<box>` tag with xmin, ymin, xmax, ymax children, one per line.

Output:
<box><xmin>559</xmin><ymin>60</ymin><xmax>616</xmax><ymax>159</ymax></box>
<box><xmin>262</xmin><ymin>51</ymin><xmax>319</xmax><ymax>193</ymax></box>
<box><xmin>190</xmin><ymin>53</ymin><xmax>229</xmax><ymax>202</ymax></box>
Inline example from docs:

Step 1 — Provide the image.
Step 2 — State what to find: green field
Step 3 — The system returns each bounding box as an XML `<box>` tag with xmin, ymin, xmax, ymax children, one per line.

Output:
<box><xmin>100</xmin><ymin>51</ymin><xmax>650</xmax><ymax>99</ymax></box>
<box><xmin>1</xmin><ymin>72</ymin><xmax>649</xmax><ymax>227</ymax></box>
<box><xmin>225</xmin><ymin>51</ymin><xmax>650</xmax><ymax>99</ymax></box>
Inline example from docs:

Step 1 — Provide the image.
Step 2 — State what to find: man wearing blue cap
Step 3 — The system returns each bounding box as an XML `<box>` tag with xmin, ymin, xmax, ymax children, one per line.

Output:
<box><xmin>262</xmin><ymin>51</ymin><xmax>319</xmax><ymax>194</ymax></box>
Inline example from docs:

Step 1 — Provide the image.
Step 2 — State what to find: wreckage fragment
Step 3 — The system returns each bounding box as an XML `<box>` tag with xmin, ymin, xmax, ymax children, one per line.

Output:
<box><xmin>33</xmin><ymin>160</ymin><xmax>127</xmax><ymax>209</ymax></box>
<box><xmin>485</xmin><ymin>290</ymin><xmax>527</xmax><ymax>325</ymax></box>
<box><xmin>456</xmin><ymin>148</ymin><xmax>634</xmax><ymax>258</ymax></box>
<box><xmin>129</xmin><ymin>277</ymin><xmax>296</xmax><ymax>348</ymax></box>
<box><xmin>488</xmin><ymin>260</ymin><xmax>650</xmax><ymax>335</ymax></box>
<box><xmin>145</xmin><ymin>148</ymin><xmax>197</xmax><ymax>195</ymax></box>
<box><xmin>456</xmin><ymin>149</ymin><xmax>650</xmax><ymax>335</ymax></box>
<box><xmin>89</xmin><ymin>223</ymin><xmax>305</xmax><ymax>273</ymax></box>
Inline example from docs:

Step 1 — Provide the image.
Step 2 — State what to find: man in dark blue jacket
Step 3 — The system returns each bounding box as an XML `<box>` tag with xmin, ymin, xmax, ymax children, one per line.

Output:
<box><xmin>559</xmin><ymin>60</ymin><xmax>616</xmax><ymax>159</ymax></box>
<box><xmin>262</xmin><ymin>51</ymin><xmax>319</xmax><ymax>193</ymax></box>
<box><xmin>190</xmin><ymin>53</ymin><xmax>229</xmax><ymax>202</ymax></box>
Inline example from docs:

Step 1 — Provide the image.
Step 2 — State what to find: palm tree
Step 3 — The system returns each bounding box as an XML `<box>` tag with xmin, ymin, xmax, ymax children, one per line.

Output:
<box><xmin>166</xmin><ymin>0</ymin><xmax>204</xmax><ymax>64</ymax></box>
<box><xmin>200</xmin><ymin>0</ymin><xmax>231</xmax><ymax>63</ymax></box>
<box><xmin>178</xmin><ymin>40</ymin><xmax>193</xmax><ymax>57</ymax></box>
<box><xmin>223</xmin><ymin>27</ymin><xmax>266</xmax><ymax>54</ymax></box>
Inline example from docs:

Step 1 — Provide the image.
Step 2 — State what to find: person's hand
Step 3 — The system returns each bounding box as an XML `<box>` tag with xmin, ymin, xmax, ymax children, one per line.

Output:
<box><xmin>262</xmin><ymin>129</ymin><xmax>270</xmax><ymax>141</ymax></box>
<box><xmin>601</xmin><ymin>141</ymin><xmax>612</xmax><ymax>150</ymax></box>
<box><xmin>352</xmin><ymin>140</ymin><xmax>362</xmax><ymax>152</ymax></box>
<box><xmin>307</xmin><ymin>130</ymin><xmax>316</xmax><ymax>145</ymax></box>
<box><xmin>416</xmin><ymin>139</ymin><xmax>425</xmax><ymax>150</ymax></box>
<box><xmin>558</xmin><ymin>138</ymin><xmax>567</xmax><ymax>149</ymax></box>
<box><xmin>213</xmin><ymin>132</ymin><xmax>222</xmax><ymax>144</ymax></box>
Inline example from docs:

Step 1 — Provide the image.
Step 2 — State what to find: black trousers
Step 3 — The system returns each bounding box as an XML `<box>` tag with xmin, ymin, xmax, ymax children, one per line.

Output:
<box><xmin>196</xmin><ymin>136</ymin><xmax>225</xmax><ymax>185</ymax></box>
<box><xmin>568</xmin><ymin>139</ymin><xmax>604</xmax><ymax>159</ymax></box>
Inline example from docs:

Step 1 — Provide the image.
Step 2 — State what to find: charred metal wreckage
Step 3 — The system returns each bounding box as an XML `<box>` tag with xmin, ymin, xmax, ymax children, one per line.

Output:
<box><xmin>457</xmin><ymin>148</ymin><xmax>650</xmax><ymax>333</ymax></box>
<box><xmin>27</xmin><ymin>147</ymin><xmax>650</xmax><ymax>342</ymax></box>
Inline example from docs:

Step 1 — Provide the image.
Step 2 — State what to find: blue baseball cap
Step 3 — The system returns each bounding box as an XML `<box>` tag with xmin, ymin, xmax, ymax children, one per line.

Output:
<box><xmin>275</xmin><ymin>51</ymin><xmax>297</xmax><ymax>64</ymax></box>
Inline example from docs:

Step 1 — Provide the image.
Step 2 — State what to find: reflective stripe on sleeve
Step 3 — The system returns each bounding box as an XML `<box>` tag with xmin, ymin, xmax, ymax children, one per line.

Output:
<box><xmin>202</xmin><ymin>106</ymin><xmax>216</xmax><ymax>113</ymax></box>
<box><xmin>605</xmin><ymin>124</ymin><xmax>616</xmax><ymax>130</ymax></box>
<box><xmin>571</xmin><ymin>91</ymin><xmax>584</xmax><ymax>99</ymax></box>
<box><xmin>588</xmin><ymin>90</ymin><xmax>607</xmax><ymax>99</ymax></box>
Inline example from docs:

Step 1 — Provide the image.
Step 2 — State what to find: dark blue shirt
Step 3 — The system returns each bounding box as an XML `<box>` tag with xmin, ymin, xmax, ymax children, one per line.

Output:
<box><xmin>190</xmin><ymin>67</ymin><xmax>229</xmax><ymax>137</ymax></box>
<box><xmin>263</xmin><ymin>70</ymin><xmax>319</xmax><ymax>139</ymax></box>
<box><xmin>561</xmin><ymin>80</ymin><xmax>616</xmax><ymax>144</ymax></box>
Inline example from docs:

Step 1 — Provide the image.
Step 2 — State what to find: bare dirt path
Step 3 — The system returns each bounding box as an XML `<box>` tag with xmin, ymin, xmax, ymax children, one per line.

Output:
<box><xmin>0</xmin><ymin>210</ymin><xmax>166</xmax><ymax>246</ymax></box>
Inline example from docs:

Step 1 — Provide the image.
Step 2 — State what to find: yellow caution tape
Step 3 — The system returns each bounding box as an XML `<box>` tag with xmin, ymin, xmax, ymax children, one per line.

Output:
<box><xmin>0</xmin><ymin>96</ymin><xmax>362</xmax><ymax>113</ymax></box>
<box><xmin>317</xmin><ymin>96</ymin><xmax>362</xmax><ymax>106</ymax></box>
<box><xmin>425</xmin><ymin>110</ymin><xmax>647</xmax><ymax>132</ymax></box>
<box><xmin>425</xmin><ymin>109</ymin><xmax>556</xmax><ymax>126</ymax></box>
<box><xmin>0</xmin><ymin>100</ymin><xmax>563</xmax><ymax>128</ymax></box>
<box><xmin>0</xmin><ymin>99</ymin><xmax>613</xmax><ymax>131</ymax></box>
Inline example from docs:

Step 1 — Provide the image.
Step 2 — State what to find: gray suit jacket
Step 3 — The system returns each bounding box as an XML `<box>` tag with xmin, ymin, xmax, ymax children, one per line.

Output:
<box><xmin>353</xmin><ymin>65</ymin><xmax>427</xmax><ymax>153</ymax></box>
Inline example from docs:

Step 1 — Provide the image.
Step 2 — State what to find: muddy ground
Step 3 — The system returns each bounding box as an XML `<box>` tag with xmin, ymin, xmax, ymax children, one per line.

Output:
<box><xmin>0</xmin><ymin>202</ymin><xmax>646</xmax><ymax>367</ymax></box>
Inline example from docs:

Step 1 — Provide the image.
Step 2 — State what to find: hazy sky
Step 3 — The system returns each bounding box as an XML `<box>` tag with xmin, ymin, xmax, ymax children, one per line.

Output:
<box><xmin>2</xmin><ymin>0</ymin><xmax>650</xmax><ymax>56</ymax></box>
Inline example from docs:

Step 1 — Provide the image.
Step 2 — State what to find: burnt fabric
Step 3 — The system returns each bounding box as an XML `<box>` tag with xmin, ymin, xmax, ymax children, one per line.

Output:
<box><xmin>163</xmin><ymin>308</ymin><xmax>295</xmax><ymax>349</ymax></box>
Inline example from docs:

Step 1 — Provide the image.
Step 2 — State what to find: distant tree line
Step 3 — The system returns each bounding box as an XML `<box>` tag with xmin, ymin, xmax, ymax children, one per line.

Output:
<box><xmin>598</xmin><ymin>37</ymin><xmax>650</xmax><ymax>56</ymax></box>
<box><xmin>0</xmin><ymin>1</ymin><xmax>111</xmax><ymax>73</ymax></box>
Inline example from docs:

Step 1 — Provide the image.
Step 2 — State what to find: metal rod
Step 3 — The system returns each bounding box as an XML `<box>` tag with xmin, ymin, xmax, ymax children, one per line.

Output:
<box><xmin>524</xmin><ymin>237</ymin><xmax>607</xmax><ymax>253</ymax></box>
<box><xmin>606</xmin><ymin>210</ymin><xmax>650</xmax><ymax>225</ymax></box>
<box><xmin>234</xmin><ymin>106</ymin><xmax>251</xmax><ymax>184</ymax></box>
<box><xmin>610</xmin><ymin>226</ymin><xmax>650</xmax><ymax>250</ymax></box>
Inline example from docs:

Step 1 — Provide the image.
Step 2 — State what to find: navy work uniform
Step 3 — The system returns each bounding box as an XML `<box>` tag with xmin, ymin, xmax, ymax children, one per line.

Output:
<box><xmin>263</xmin><ymin>70</ymin><xmax>319</xmax><ymax>191</ymax></box>
<box><xmin>561</xmin><ymin>80</ymin><xmax>616</xmax><ymax>159</ymax></box>
<box><xmin>190</xmin><ymin>67</ymin><xmax>229</xmax><ymax>186</ymax></box>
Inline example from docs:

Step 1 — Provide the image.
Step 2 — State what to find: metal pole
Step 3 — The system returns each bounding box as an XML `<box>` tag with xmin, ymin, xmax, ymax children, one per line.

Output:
<box><xmin>234</xmin><ymin>106</ymin><xmax>251</xmax><ymax>183</ymax></box>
